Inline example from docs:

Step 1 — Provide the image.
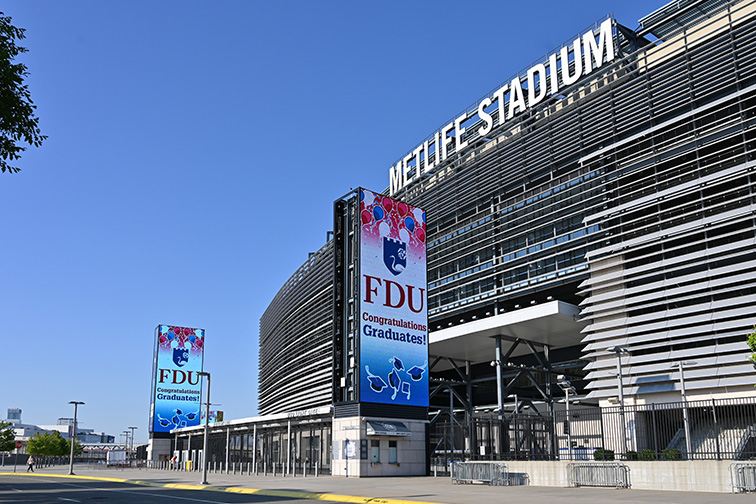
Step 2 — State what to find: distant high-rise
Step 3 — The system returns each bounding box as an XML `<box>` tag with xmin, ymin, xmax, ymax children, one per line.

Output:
<box><xmin>6</xmin><ymin>408</ymin><xmax>21</xmax><ymax>424</ymax></box>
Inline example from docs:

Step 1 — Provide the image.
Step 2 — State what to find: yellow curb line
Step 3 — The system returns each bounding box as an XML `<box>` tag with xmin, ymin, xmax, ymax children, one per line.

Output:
<box><xmin>0</xmin><ymin>472</ymin><xmax>443</xmax><ymax>504</ymax></box>
<box><xmin>1</xmin><ymin>472</ymin><xmax>130</xmax><ymax>484</ymax></box>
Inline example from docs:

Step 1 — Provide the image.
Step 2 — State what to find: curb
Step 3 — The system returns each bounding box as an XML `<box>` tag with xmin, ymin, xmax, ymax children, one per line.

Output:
<box><xmin>0</xmin><ymin>472</ymin><xmax>443</xmax><ymax>504</ymax></box>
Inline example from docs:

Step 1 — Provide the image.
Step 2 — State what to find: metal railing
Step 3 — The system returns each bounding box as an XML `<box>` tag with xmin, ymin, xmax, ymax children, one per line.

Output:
<box><xmin>452</xmin><ymin>461</ymin><xmax>509</xmax><ymax>486</ymax></box>
<box><xmin>730</xmin><ymin>463</ymin><xmax>756</xmax><ymax>493</ymax></box>
<box><xmin>555</xmin><ymin>397</ymin><xmax>756</xmax><ymax>461</ymax></box>
<box><xmin>143</xmin><ymin>459</ymin><xmax>325</xmax><ymax>477</ymax></box>
<box><xmin>431</xmin><ymin>396</ymin><xmax>756</xmax><ymax>462</ymax></box>
<box><xmin>567</xmin><ymin>462</ymin><xmax>630</xmax><ymax>488</ymax></box>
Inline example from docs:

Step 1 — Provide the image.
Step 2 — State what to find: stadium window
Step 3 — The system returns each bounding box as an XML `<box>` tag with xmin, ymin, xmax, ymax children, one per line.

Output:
<box><xmin>389</xmin><ymin>440</ymin><xmax>398</xmax><ymax>463</ymax></box>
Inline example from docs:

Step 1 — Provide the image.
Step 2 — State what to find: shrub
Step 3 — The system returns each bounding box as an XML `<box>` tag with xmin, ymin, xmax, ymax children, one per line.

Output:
<box><xmin>626</xmin><ymin>450</ymin><xmax>638</xmax><ymax>460</ymax></box>
<box><xmin>639</xmin><ymin>449</ymin><xmax>656</xmax><ymax>460</ymax></box>
<box><xmin>594</xmin><ymin>448</ymin><xmax>615</xmax><ymax>461</ymax></box>
<box><xmin>662</xmin><ymin>448</ymin><xmax>682</xmax><ymax>460</ymax></box>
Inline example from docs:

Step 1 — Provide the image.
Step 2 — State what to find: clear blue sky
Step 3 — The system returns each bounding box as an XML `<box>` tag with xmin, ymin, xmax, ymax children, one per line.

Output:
<box><xmin>1</xmin><ymin>0</ymin><xmax>663</xmax><ymax>443</ymax></box>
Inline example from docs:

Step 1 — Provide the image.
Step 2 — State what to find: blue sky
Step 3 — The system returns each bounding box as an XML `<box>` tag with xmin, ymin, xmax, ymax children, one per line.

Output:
<box><xmin>0</xmin><ymin>0</ymin><xmax>663</xmax><ymax>443</ymax></box>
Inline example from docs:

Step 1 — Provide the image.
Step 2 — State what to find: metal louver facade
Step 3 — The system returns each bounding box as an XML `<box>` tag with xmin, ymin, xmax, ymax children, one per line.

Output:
<box><xmin>258</xmin><ymin>242</ymin><xmax>334</xmax><ymax>414</ymax></box>
<box><xmin>577</xmin><ymin>0</ymin><xmax>756</xmax><ymax>401</ymax></box>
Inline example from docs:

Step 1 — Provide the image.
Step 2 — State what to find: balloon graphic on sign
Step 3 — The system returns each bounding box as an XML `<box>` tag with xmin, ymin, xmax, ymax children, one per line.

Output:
<box><xmin>383</xmin><ymin>197</ymin><xmax>393</xmax><ymax>213</ymax></box>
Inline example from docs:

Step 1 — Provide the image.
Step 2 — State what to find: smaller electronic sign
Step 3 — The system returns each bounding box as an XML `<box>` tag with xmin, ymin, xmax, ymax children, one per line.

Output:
<box><xmin>150</xmin><ymin>325</ymin><xmax>205</xmax><ymax>433</ymax></box>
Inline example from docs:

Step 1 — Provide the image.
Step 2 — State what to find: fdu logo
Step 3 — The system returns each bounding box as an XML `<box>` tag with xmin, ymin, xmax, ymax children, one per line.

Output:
<box><xmin>173</xmin><ymin>347</ymin><xmax>189</xmax><ymax>367</ymax></box>
<box><xmin>383</xmin><ymin>237</ymin><xmax>407</xmax><ymax>276</ymax></box>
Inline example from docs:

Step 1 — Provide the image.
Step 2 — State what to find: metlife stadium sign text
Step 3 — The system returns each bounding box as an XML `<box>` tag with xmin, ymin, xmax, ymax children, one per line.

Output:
<box><xmin>150</xmin><ymin>325</ymin><xmax>205</xmax><ymax>433</ymax></box>
<box><xmin>359</xmin><ymin>189</ymin><xmax>428</xmax><ymax>407</ymax></box>
<box><xmin>389</xmin><ymin>18</ymin><xmax>615</xmax><ymax>195</ymax></box>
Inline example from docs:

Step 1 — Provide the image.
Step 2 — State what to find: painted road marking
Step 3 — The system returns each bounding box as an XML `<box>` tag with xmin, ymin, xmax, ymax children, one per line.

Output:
<box><xmin>0</xmin><ymin>472</ymin><xmax>443</xmax><ymax>504</ymax></box>
<box><xmin>59</xmin><ymin>481</ymin><xmax>234</xmax><ymax>503</ymax></box>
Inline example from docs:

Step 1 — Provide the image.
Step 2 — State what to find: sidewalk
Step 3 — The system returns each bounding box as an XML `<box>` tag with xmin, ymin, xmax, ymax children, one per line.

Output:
<box><xmin>2</xmin><ymin>463</ymin><xmax>751</xmax><ymax>504</ymax></box>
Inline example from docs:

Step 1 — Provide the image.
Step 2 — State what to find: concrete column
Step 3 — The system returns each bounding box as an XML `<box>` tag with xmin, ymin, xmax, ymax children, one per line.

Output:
<box><xmin>252</xmin><ymin>424</ymin><xmax>257</xmax><ymax>471</ymax></box>
<box><xmin>287</xmin><ymin>420</ymin><xmax>292</xmax><ymax>476</ymax></box>
<box><xmin>495</xmin><ymin>337</ymin><xmax>503</xmax><ymax>414</ymax></box>
<box><xmin>466</xmin><ymin>360</ymin><xmax>473</xmax><ymax>457</ymax></box>
<box><xmin>225</xmin><ymin>428</ymin><xmax>230</xmax><ymax>472</ymax></box>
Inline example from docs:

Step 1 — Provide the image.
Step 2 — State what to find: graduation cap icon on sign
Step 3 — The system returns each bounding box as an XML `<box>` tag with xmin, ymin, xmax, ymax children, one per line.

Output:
<box><xmin>365</xmin><ymin>366</ymin><xmax>388</xmax><ymax>392</ymax></box>
<box><xmin>406</xmin><ymin>360</ymin><xmax>428</xmax><ymax>381</ymax></box>
<box><xmin>389</xmin><ymin>356</ymin><xmax>404</xmax><ymax>371</ymax></box>
<box><xmin>388</xmin><ymin>368</ymin><xmax>401</xmax><ymax>400</ymax></box>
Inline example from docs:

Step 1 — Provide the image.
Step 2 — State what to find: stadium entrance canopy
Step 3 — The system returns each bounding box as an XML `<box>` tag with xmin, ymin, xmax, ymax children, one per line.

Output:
<box><xmin>429</xmin><ymin>300</ymin><xmax>587</xmax><ymax>368</ymax></box>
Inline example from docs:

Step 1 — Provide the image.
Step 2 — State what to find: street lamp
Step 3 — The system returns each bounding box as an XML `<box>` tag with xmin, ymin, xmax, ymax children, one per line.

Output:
<box><xmin>671</xmin><ymin>361</ymin><xmax>697</xmax><ymax>459</ymax></box>
<box><xmin>198</xmin><ymin>371</ymin><xmax>211</xmax><ymax>485</ymax></box>
<box><xmin>68</xmin><ymin>401</ymin><xmax>84</xmax><ymax>475</ymax></box>
<box><xmin>557</xmin><ymin>375</ymin><xmax>577</xmax><ymax>460</ymax></box>
<box><xmin>128</xmin><ymin>426</ymin><xmax>137</xmax><ymax>460</ymax></box>
<box><xmin>607</xmin><ymin>346</ymin><xmax>629</xmax><ymax>455</ymax></box>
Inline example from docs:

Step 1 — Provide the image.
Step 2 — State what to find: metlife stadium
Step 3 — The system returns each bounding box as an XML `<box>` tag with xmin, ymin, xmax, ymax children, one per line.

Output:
<box><xmin>172</xmin><ymin>0</ymin><xmax>756</xmax><ymax>482</ymax></box>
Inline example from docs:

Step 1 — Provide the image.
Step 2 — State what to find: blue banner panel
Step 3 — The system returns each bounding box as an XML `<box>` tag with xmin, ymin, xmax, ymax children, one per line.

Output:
<box><xmin>151</xmin><ymin>325</ymin><xmax>205</xmax><ymax>433</ymax></box>
<box><xmin>359</xmin><ymin>189</ymin><xmax>428</xmax><ymax>407</ymax></box>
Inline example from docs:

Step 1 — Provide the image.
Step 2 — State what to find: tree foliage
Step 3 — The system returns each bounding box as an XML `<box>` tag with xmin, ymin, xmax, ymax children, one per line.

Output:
<box><xmin>0</xmin><ymin>421</ymin><xmax>15</xmax><ymax>452</ymax></box>
<box><xmin>26</xmin><ymin>431</ymin><xmax>69</xmax><ymax>456</ymax></box>
<box><xmin>0</xmin><ymin>11</ymin><xmax>46</xmax><ymax>174</ymax></box>
<box><xmin>68</xmin><ymin>437</ymin><xmax>83</xmax><ymax>456</ymax></box>
<box><xmin>747</xmin><ymin>325</ymin><xmax>756</xmax><ymax>368</ymax></box>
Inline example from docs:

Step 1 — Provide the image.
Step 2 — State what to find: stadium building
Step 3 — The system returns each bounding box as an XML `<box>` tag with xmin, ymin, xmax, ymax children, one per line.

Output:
<box><xmin>174</xmin><ymin>0</ymin><xmax>756</xmax><ymax>478</ymax></box>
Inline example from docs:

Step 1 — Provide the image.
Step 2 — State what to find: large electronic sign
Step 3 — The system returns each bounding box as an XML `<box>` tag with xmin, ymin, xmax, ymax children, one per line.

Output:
<box><xmin>359</xmin><ymin>189</ymin><xmax>428</xmax><ymax>407</ymax></box>
<box><xmin>150</xmin><ymin>325</ymin><xmax>205</xmax><ymax>433</ymax></box>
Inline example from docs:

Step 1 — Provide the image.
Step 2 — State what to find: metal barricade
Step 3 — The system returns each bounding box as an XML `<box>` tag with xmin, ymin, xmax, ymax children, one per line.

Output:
<box><xmin>452</xmin><ymin>461</ymin><xmax>509</xmax><ymax>486</ymax></box>
<box><xmin>567</xmin><ymin>462</ymin><xmax>630</xmax><ymax>488</ymax></box>
<box><xmin>731</xmin><ymin>463</ymin><xmax>756</xmax><ymax>493</ymax></box>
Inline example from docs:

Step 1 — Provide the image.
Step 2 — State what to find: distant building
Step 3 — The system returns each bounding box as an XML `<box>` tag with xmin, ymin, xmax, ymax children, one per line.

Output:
<box><xmin>5</xmin><ymin>408</ymin><xmax>21</xmax><ymax>424</ymax></box>
<box><xmin>3</xmin><ymin>408</ymin><xmax>115</xmax><ymax>450</ymax></box>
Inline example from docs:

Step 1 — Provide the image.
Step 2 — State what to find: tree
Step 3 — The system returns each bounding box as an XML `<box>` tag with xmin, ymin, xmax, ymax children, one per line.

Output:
<box><xmin>0</xmin><ymin>421</ymin><xmax>15</xmax><ymax>452</ymax></box>
<box><xmin>26</xmin><ymin>431</ymin><xmax>68</xmax><ymax>456</ymax></box>
<box><xmin>67</xmin><ymin>437</ymin><xmax>83</xmax><ymax>456</ymax></box>
<box><xmin>0</xmin><ymin>11</ymin><xmax>46</xmax><ymax>174</ymax></box>
<box><xmin>747</xmin><ymin>325</ymin><xmax>756</xmax><ymax>370</ymax></box>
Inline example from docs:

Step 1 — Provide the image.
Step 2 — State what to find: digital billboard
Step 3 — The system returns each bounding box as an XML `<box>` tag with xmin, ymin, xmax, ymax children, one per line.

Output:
<box><xmin>150</xmin><ymin>325</ymin><xmax>205</xmax><ymax>433</ymax></box>
<box><xmin>359</xmin><ymin>188</ymin><xmax>428</xmax><ymax>407</ymax></box>
<box><xmin>201</xmin><ymin>410</ymin><xmax>224</xmax><ymax>424</ymax></box>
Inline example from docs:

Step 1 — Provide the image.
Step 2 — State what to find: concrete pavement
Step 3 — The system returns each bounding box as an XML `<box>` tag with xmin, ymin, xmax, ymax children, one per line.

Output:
<box><xmin>1</xmin><ymin>463</ymin><xmax>751</xmax><ymax>504</ymax></box>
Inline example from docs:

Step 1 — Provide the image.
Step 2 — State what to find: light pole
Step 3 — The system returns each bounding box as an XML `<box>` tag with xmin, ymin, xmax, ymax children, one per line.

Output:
<box><xmin>68</xmin><ymin>401</ymin><xmax>84</xmax><ymax>475</ymax></box>
<box><xmin>122</xmin><ymin>431</ymin><xmax>130</xmax><ymax>455</ymax></box>
<box><xmin>607</xmin><ymin>347</ymin><xmax>629</xmax><ymax>455</ymax></box>
<box><xmin>557</xmin><ymin>375</ymin><xmax>577</xmax><ymax>460</ymax></box>
<box><xmin>198</xmin><ymin>371</ymin><xmax>211</xmax><ymax>485</ymax></box>
<box><xmin>128</xmin><ymin>426</ymin><xmax>137</xmax><ymax>460</ymax></box>
<box><xmin>671</xmin><ymin>361</ymin><xmax>697</xmax><ymax>459</ymax></box>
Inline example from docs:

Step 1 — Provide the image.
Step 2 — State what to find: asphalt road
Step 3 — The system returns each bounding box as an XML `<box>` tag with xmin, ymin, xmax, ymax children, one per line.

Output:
<box><xmin>0</xmin><ymin>474</ymin><xmax>330</xmax><ymax>504</ymax></box>
<box><xmin>3</xmin><ymin>466</ymin><xmax>755</xmax><ymax>504</ymax></box>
